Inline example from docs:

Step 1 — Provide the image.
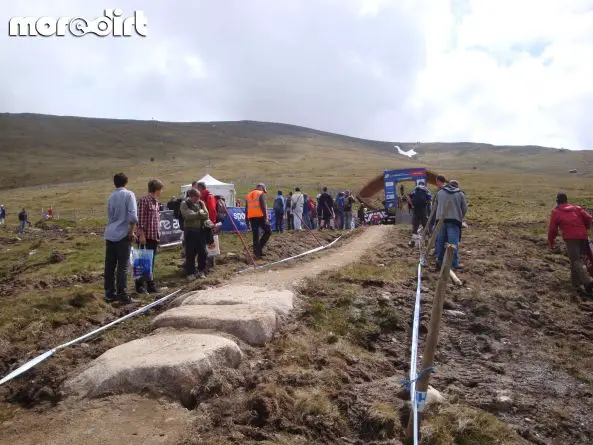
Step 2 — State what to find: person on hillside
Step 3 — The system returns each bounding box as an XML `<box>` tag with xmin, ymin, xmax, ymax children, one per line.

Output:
<box><xmin>103</xmin><ymin>173</ymin><xmax>138</xmax><ymax>304</ymax></box>
<box><xmin>344</xmin><ymin>191</ymin><xmax>355</xmax><ymax>230</ymax></box>
<box><xmin>548</xmin><ymin>192</ymin><xmax>593</xmax><ymax>296</ymax></box>
<box><xmin>358</xmin><ymin>203</ymin><xmax>366</xmax><ymax>226</ymax></box>
<box><xmin>292</xmin><ymin>187</ymin><xmax>305</xmax><ymax>231</ymax></box>
<box><xmin>197</xmin><ymin>182</ymin><xmax>218</xmax><ymax>272</ymax></box>
<box><xmin>408</xmin><ymin>180</ymin><xmax>432</xmax><ymax>241</ymax></box>
<box><xmin>17</xmin><ymin>208</ymin><xmax>27</xmax><ymax>234</ymax></box>
<box><xmin>434</xmin><ymin>179</ymin><xmax>467</xmax><ymax>271</ymax></box>
<box><xmin>318</xmin><ymin>187</ymin><xmax>335</xmax><ymax>230</ymax></box>
<box><xmin>285</xmin><ymin>192</ymin><xmax>294</xmax><ymax>231</ymax></box>
<box><xmin>181</xmin><ymin>188</ymin><xmax>211</xmax><ymax>280</ymax></box>
<box><xmin>46</xmin><ymin>206</ymin><xmax>54</xmax><ymax>220</ymax></box>
<box><xmin>0</xmin><ymin>205</ymin><xmax>5</xmax><ymax>225</ymax></box>
<box><xmin>273</xmin><ymin>190</ymin><xmax>286</xmax><ymax>233</ymax></box>
<box><xmin>246</xmin><ymin>183</ymin><xmax>271</xmax><ymax>258</ymax></box>
<box><xmin>136</xmin><ymin>179</ymin><xmax>164</xmax><ymax>295</ymax></box>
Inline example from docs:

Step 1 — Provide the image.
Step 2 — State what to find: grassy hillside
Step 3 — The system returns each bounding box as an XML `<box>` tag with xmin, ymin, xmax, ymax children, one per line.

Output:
<box><xmin>1</xmin><ymin>113</ymin><xmax>592</xmax><ymax>192</ymax></box>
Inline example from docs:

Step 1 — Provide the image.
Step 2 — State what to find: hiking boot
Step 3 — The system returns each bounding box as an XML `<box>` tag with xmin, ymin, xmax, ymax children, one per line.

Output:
<box><xmin>117</xmin><ymin>294</ymin><xmax>137</xmax><ymax>304</ymax></box>
<box><xmin>103</xmin><ymin>294</ymin><xmax>117</xmax><ymax>303</ymax></box>
<box><xmin>146</xmin><ymin>283</ymin><xmax>160</xmax><ymax>294</ymax></box>
<box><xmin>196</xmin><ymin>272</ymin><xmax>206</xmax><ymax>279</ymax></box>
<box><xmin>452</xmin><ymin>265</ymin><xmax>464</xmax><ymax>272</ymax></box>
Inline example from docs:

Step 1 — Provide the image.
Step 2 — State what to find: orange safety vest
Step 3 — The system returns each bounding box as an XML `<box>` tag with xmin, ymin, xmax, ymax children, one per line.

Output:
<box><xmin>246</xmin><ymin>190</ymin><xmax>264</xmax><ymax>218</ymax></box>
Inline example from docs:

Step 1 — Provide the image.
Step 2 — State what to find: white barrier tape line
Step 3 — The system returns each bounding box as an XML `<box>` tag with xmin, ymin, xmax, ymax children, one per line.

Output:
<box><xmin>0</xmin><ymin>289</ymin><xmax>182</xmax><ymax>386</ymax></box>
<box><xmin>409</xmin><ymin>259</ymin><xmax>423</xmax><ymax>445</ymax></box>
<box><xmin>159</xmin><ymin>241</ymin><xmax>182</xmax><ymax>248</ymax></box>
<box><xmin>237</xmin><ymin>236</ymin><xmax>343</xmax><ymax>274</ymax></box>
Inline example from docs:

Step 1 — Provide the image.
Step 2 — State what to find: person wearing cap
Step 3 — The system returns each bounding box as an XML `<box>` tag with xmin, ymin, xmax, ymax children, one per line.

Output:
<box><xmin>548</xmin><ymin>192</ymin><xmax>593</xmax><ymax>297</ymax></box>
<box><xmin>434</xmin><ymin>178</ymin><xmax>467</xmax><ymax>271</ymax></box>
<box><xmin>246</xmin><ymin>183</ymin><xmax>271</xmax><ymax>258</ymax></box>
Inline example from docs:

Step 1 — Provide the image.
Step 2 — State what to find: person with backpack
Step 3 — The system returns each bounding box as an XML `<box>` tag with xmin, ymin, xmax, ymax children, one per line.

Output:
<box><xmin>548</xmin><ymin>192</ymin><xmax>593</xmax><ymax>297</ymax></box>
<box><xmin>273</xmin><ymin>191</ymin><xmax>286</xmax><ymax>233</ymax></box>
<box><xmin>335</xmin><ymin>192</ymin><xmax>346</xmax><ymax>230</ymax></box>
<box><xmin>285</xmin><ymin>192</ymin><xmax>294</xmax><ymax>231</ymax></box>
<box><xmin>408</xmin><ymin>180</ymin><xmax>432</xmax><ymax>238</ymax></box>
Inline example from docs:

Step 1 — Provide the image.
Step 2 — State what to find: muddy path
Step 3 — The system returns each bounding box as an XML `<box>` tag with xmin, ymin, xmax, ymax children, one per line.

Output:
<box><xmin>0</xmin><ymin>226</ymin><xmax>390</xmax><ymax>445</ymax></box>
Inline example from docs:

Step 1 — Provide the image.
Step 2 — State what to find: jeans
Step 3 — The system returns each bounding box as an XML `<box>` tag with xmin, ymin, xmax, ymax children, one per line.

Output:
<box><xmin>250</xmin><ymin>217</ymin><xmax>271</xmax><ymax>256</ymax></box>
<box><xmin>436</xmin><ymin>222</ymin><xmax>461</xmax><ymax>268</ymax></box>
<box><xmin>344</xmin><ymin>211</ymin><xmax>353</xmax><ymax>229</ymax></box>
<box><xmin>184</xmin><ymin>229</ymin><xmax>208</xmax><ymax>276</ymax></box>
<box><xmin>336</xmin><ymin>210</ymin><xmax>345</xmax><ymax>230</ymax></box>
<box><xmin>17</xmin><ymin>221</ymin><xmax>26</xmax><ymax>233</ymax></box>
<box><xmin>566</xmin><ymin>239</ymin><xmax>593</xmax><ymax>287</ymax></box>
<box><xmin>104</xmin><ymin>236</ymin><xmax>131</xmax><ymax>298</ymax></box>
<box><xmin>412</xmin><ymin>211</ymin><xmax>428</xmax><ymax>235</ymax></box>
<box><xmin>274</xmin><ymin>210</ymin><xmax>284</xmax><ymax>232</ymax></box>
<box><xmin>135</xmin><ymin>239</ymin><xmax>158</xmax><ymax>290</ymax></box>
<box><xmin>286</xmin><ymin>213</ymin><xmax>294</xmax><ymax>230</ymax></box>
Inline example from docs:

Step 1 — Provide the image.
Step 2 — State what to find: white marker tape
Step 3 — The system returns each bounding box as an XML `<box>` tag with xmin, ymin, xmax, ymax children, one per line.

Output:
<box><xmin>0</xmin><ymin>289</ymin><xmax>182</xmax><ymax>386</ymax></box>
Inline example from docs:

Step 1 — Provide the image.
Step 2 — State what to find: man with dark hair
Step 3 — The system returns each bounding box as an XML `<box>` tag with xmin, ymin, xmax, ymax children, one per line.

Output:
<box><xmin>549</xmin><ymin>192</ymin><xmax>593</xmax><ymax>297</ymax></box>
<box><xmin>136</xmin><ymin>179</ymin><xmax>164</xmax><ymax>294</ymax></box>
<box><xmin>435</xmin><ymin>179</ymin><xmax>467</xmax><ymax>271</ymax></box>
<box><xmin>408</xmin><ymin>180</ymin><xmax>432</xmax><ymax>243</ymax></box>
<box><xmin>104</xmin><ymin>173</ymin><xmax>138</xmax><ymax>304</ymax></box>
<box><xmin>428</xmin><ymin>175</ymin><xmax>448</xmax><ymax>233</ymax></box>
<box><xmin>246</xmin><ymin>183</ymin><xmax>271</xmax><ymax>258</ymax></box>
<box><xmin>181</xmin><ymin>188</ymin><xmax>211</xmax><ymax>280</ymax></box>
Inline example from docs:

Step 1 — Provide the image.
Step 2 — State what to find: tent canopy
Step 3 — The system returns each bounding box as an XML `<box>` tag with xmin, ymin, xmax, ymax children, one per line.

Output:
<box><xmin>180</xmin><ymin>174</ymin><xmax>236</xmax><ymax>204</ymax></box>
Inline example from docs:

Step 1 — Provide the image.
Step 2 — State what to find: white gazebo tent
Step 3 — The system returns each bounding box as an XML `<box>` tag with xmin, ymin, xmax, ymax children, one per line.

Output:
<box><xmin>180</xmin><ymin>174</ymin><xmax>236</xmax><ymax>205</ymax></box>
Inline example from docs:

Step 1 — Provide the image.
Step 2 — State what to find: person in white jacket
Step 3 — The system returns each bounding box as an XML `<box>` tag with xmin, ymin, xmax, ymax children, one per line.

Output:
<box><xmin>291</xmin><ymin>187</ymin><xmax>305</xmax><ymax>230</ymax></box>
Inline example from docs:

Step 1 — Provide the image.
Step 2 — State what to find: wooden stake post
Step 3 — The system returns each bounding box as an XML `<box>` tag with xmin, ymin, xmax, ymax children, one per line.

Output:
<box><xmin>405</xmin><ymin>244</ymin><xmax>455</xmax><ymax>444</ymax></box>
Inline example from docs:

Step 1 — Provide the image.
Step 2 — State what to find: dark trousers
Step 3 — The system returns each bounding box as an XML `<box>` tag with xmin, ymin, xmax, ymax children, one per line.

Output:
<box><xmin>274</xmin><ymin>210</ymin><xmax>284</xmax><ymax>232</ymax></box>
<box><xmin>135</xmin><ymin>239</ymin><xmax>158</xmax><ymax>290</ymax></box>
<box><xmin>104</xmin><ymin>236</ymin><xmax>131</xmax><ymax>298</ymax></box>
<box><xmin>250</xmin><ymin>217</ymin><xmax>271</xmax><ymax>256</ymax></box>
<box><xmin>412</xmin><ymin>211</ymin><xmax>428</xmax><ymax>235</ymax></box>
<box><xmin>287</xmin><ymin>212</ymin><xmax>294</xmax><ymax>230</ymax></box>
<box><xmin>185</xmin><ymin>229</ymin><xmax>208</xmax><ymax>276</ymax></box>
<box><xmin>566</xmin><ymin>239</ymin><xmax>593</xmax><ymax>288</ymax></box>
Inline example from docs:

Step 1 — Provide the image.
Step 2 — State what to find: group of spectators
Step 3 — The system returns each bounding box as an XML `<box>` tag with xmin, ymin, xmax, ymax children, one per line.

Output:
<box><xmin>271</xmin><ymin>187</ymin><xmax>357</xmax><ymax>233</ymax></box>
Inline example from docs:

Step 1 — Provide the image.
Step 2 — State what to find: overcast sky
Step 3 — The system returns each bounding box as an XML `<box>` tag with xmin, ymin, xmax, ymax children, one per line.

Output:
<box><xmin>2</xmin><ymin>0</ymin><xmax>593</xmax><ymax>149</ymax></box>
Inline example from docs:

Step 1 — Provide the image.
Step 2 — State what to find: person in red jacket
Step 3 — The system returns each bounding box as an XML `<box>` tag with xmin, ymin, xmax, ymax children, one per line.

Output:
<box><xmin>548</xmin><ymin>192</ymin><xmax>593</xmax><ymax>296</ymax></box>
<box><xmin>197</xmin><ymin>182</ymin><xmax>218</xmax><ymax>272</ymax></box>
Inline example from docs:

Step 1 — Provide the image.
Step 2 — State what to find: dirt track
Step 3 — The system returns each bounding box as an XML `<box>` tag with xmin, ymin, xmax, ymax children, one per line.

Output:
<box><xmin>0</xmin><ymin>226</ymin><xmax>391</xmax><ymax>445</ymax></box>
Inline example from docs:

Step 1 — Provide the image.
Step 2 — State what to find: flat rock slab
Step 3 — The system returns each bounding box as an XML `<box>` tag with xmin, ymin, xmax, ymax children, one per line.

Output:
<box><xmin>64</xmin><ymin>333</ymin><xmax>242</xmax><ymax>399</ymax></box>
<box><xmin>176</xmin><ymin>285</ymin><xmax>294</xmax><ymax>315</ymax></box>
<box><xmin>152</xmin><ymin>304</ymin><xmax>278</xmax><ymax>346</ymax></box>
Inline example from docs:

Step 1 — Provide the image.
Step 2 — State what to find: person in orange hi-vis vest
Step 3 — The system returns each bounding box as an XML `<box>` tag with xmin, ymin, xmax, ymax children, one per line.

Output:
<box><xmin>245</xmin><ymin>183</ymin><xmax>271</xmax><ymax>258</ymax></box>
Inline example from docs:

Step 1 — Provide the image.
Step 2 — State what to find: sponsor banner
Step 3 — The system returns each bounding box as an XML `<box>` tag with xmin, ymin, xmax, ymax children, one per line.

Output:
<box><xmin>221</xmin><ymin>207</ymin><xmax>276</xmax><ymax>233</ymax></box>
<box><xmin>159</xmin><ymin>210</ymin><xmax>182</xmax><ymax>246</ymax></box>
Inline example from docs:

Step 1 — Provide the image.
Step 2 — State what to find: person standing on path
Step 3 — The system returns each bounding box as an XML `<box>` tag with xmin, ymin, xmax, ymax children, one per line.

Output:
<box><xmin>273</xmin><ymin>191</ymin><xmax>286</xmax><ymax>233</ymax></box>
<box><xmin>434</xmin><ymin>179</ymin><xmax>467</xmax><ymax>271</ymax></box>
<box><xmin>181</xmin><ymin>188</ymin><xmax>211</xmax><ymax>280</ymax></box>
<box><xmin>335</xmin><ymin>192</ymin><xmax>346</xmax><ymax>230</ymax></box>
<box><xmin>103</xmin><ymin>173</ymin><xmax>138</xmax><ymax>304</ymax></box>
<box><xmin>246</xmin><ymin>183</ymin><xmax>271</xmax><ymax>258</ymax></box>
<box><xmin>548</xmin><ymin>192</ymin><xmax>593</xmax><ymax>297</ymax></box>
<box><xmin>292</xmin><ymin>187</ymin><xmax>305</xmax><ymax>231</ymax></box>
<box><xmin>136</xmin><ymin>179</ymin><xmax>164</xmax><ymax>295</ymax></box>
<box><xmin>408</xmin><ymin>180</ymin><xmax>432</xmax><ymax>240</ymax></box>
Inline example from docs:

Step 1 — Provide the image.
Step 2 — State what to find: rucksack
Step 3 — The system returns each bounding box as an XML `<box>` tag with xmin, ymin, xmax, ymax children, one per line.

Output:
<box><xmin>336</xmin><ymin>195</ymin><xmax>345</xmax><ymax>211</ymax></box>
<box><xmin>172</xmin><ymin>198</ymin><xmax>184</xmax><ymax>221</ymax></box>
<box><xmin>273</xmin><ymin>196</ymin><xmax>285</xmax><ymax>212</ymax></box>
<box><xmin>215</xmin><ymin>198</ymin><xmax>227</xmax><ymax>223</ymax></box>
<box><xmin>412</xmin><ymin>187</ymin><xmax>428</xmax><ymax>210</ymax></box>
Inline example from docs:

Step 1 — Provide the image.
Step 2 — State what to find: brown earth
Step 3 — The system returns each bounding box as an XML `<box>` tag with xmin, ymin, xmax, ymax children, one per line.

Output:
<box><xmin>3</xmin><ymin>223</ymin><xmax>593</xmax><ymax>445</ymax></box>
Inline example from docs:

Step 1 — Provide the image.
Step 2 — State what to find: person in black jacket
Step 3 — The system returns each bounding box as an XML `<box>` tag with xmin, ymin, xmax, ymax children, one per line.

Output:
<box><xmin>318</xmin><ymin>187</ymin><xmax>335</xmax><ymax>230</ymax></box>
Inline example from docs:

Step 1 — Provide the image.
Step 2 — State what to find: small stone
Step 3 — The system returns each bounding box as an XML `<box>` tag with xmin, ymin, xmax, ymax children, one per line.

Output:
<box><xmin>426</xmin><ymin>386</ymin><xmax>444</xmax><ymax>407</ymax></box>
<box><xmin>445</xmin><ymin>310</ymin><xmax>466</xmax><ymax>317</ymax></box>
<box><xmin>378</xmin><ymin>293</ymin><xmax>391</xmax><ymax>302</ymax></box>
<box><xmin>493</xmin><ymin>391</ymin><xmax>514</xmax><ymax>412</ymax></box>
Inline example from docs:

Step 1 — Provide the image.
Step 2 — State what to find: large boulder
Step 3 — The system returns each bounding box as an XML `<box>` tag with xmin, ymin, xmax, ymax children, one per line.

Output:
<box><xmin>174</xmin><ymin>285</ymin><xmax>294</xmax><ymax>315</ymax></box>
<box><xmin>152</xmin><ymin>304</ymin><xmax>278</xmax><ymax>346</ymax></box>
<box><xmin>64</xmin><ymin>333</ymin><xmax>242</xmax><ymax>399</ymax></box>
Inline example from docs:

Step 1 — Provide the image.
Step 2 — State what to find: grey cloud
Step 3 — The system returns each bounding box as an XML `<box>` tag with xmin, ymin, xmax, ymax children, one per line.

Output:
<box><xmin>1</xmin><ymin>0</ymin><xmax>427</xmax><ymax>140</ymax></box>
